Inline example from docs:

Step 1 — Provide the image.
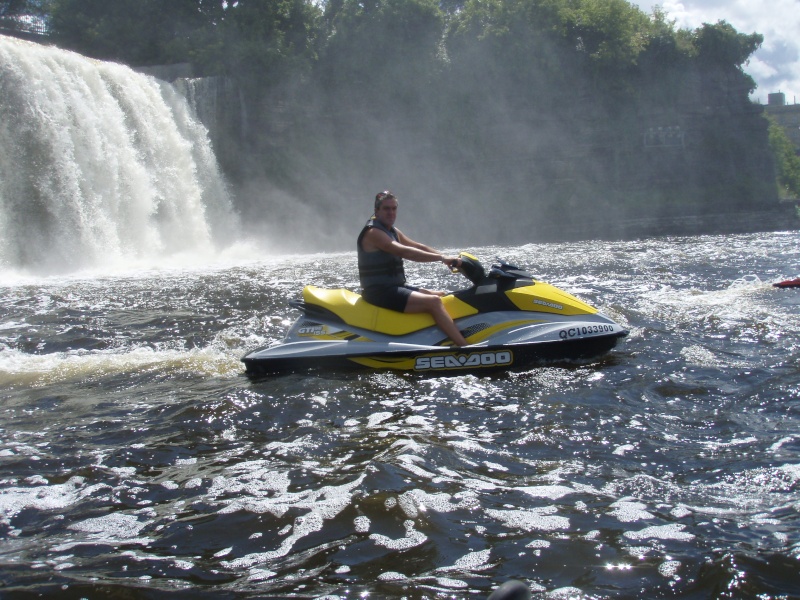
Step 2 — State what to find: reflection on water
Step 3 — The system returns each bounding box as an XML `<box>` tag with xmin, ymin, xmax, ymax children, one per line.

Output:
<box><xmin>1</xmin><ymin>232</ymin><xmax>800</xmax><ymax>598</ymax></box>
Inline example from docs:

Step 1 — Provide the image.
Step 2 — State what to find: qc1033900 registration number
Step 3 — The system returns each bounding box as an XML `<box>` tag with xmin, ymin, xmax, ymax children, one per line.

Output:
<box><xmin>559</xmin><ymin>324</ymin><xmax>617</xmax><ymax>339</ymax></box>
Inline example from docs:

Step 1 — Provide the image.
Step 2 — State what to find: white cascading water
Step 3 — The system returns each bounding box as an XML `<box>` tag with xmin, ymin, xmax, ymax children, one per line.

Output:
<box><xmin>0</xmin><ymin>35</ymin><xmax>238</xmax><ymax>275</ymax></box>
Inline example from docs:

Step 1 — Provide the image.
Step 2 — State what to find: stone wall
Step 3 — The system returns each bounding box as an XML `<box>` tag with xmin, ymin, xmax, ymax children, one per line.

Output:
<box><xmin>545</xmin><ymin>204</ymin><xmax>799</xmax><ymax>242</ymax></box>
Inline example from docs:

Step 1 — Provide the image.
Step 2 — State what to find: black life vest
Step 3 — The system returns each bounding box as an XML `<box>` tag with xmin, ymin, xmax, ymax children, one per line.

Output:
<box><xmin>357</xmin><ymin>217</ymin><xmax>406</xmax><ymax>289</ymax></box>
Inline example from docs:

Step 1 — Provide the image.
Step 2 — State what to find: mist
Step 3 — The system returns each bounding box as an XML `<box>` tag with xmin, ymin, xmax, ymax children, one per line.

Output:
<box><xmin>194</xmin><ymin>1</ymin><xmax>776</xmax><ymax>255</ymax></box>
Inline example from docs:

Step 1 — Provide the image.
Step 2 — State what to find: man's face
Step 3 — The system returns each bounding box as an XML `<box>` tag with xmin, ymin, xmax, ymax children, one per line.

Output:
<box><xmin>376</xmin><ymin>198</ymin><xmax>398</xmax><ymax>228</ymax></box>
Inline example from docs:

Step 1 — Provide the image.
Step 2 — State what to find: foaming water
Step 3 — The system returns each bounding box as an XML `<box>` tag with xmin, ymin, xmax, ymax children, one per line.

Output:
<box><xmin>1</xmin><ymin>232</ymin><xmax>800</xmax><ymax>598</ymax></box>
<box><xmin>0</xmin><ymin>35</ymin><xmax>238</xmax><ymax>275</ymax></box>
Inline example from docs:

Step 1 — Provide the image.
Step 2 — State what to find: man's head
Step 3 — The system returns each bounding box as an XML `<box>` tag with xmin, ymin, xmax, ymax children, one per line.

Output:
<box><xmin>374</xmin><ymin>190</ymin><xmax>396</xmax><ymax>211</ymax></box>
<box><xmin>374</xmin><ymin>190</ymin><xmax>398</xmax><ymax>227</ymax></box>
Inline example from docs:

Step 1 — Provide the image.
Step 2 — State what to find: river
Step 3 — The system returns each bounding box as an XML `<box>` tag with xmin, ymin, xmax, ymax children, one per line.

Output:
<box><xmin>1</xmin><ymin>232</ymin><xmax>799</xmax><ymax>599</ymax></box>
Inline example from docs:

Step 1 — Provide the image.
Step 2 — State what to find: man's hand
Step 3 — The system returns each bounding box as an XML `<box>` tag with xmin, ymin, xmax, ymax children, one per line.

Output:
<box><xmin>442</xmin><ymin>256</ymin><xmax>462</xmax><ymax>270</ymax></box>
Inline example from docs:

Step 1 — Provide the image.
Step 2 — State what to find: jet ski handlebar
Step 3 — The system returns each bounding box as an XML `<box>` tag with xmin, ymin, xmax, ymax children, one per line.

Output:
<box><xmin>455</xmin><ymin>252</ymin><xmax>535</xmax><ymax>285</ymax></box>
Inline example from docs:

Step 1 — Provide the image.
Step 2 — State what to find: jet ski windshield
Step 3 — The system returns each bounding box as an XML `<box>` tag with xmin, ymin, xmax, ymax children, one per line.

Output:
<box><xmin>457</xmin><ymin>253</ymin><xmax>535</xmax><ymax>285</ymax></box>
<box><xmin>457</xmin><ymin>253</ymin><xmax>486</xmax><ymax>285</ymax></box>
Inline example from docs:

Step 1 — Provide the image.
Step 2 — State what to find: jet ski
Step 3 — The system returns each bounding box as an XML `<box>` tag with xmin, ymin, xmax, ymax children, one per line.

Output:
<box><xmin>242</xmin><ymin>254</ymin><xmax>628</xmax><ymax>377</ymax></box>
<box><xmin>773</xmin><ymin>277</ymin><xmax>800</xmax><ymax>288</ymax></box>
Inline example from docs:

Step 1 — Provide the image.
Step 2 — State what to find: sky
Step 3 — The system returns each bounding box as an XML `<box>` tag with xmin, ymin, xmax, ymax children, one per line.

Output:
<box><xmin>630</xmin><ymin>0</ymin><xmax>800</xmax><ymax>105</ymax></box>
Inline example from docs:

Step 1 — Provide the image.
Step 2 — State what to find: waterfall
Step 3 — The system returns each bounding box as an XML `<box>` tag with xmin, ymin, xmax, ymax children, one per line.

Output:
<box><xmin>0</xmin><ymin>35</ymin><xmax>239</xmax><ymax>275</ymax></box>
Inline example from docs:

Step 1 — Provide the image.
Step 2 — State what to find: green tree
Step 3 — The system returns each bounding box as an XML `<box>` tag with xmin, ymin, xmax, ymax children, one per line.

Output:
<box><xmin>215</xmin><ymin>0</ymin><xmax>322</xmax><ymax>83</ymax></box>
<box><xmin>637</xmin><ymin>6</ymin><xmax>692</xmax><ymax>68</ymax></box>
<box><xmin>0</xmin><ymin>0</ymin><xmax>30</xmax><ymax>16</ymax></box>
<box><xmin>0</xmin><ymin>0</ymin><xmax>48</xmax><ymax>32</ymax></box>
<box><xmin>692</xmin><ymin>20</ymin><xmax>762</xmax><ymax>94</ymax></box>
<box><xmin>444</xmin><ymin>0</ymin><xmax>656</xmax><ymax>103</ymax></box>
<box><xmin>46</xmin><ymin>0</ymin><xmax>221</xmax><ymax>66</ymax></box>
<box><xmin>559</xmin><ymin>0</ymin><xmax>651</xmax><ymax>69</ymax></box>
<box><xmin>693</xmin><ymin>20</ymin><xmax>762</xmax><ymax>67</ymax></box>
<box><xmin>444</xmin><ymin>0</ymin><xmax>575</xmax><ymax>103</ymax></box>
<box><xmin>767</xmin><ymin>116</ymin><xmax>800</xmax><ymax>198</ymax></box>
<box><xmin>318</xmin><ymin>0</ymin><xmax>444</xmax><ymax>104</ymax></box>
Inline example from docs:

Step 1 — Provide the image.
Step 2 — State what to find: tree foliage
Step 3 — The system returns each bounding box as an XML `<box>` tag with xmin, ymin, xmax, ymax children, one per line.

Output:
<box><xmin>560</xmin><ymin>0</ymin><xmax>651</xmax><ymax>69</ymax></box>
<box><xmin>0</xmin><ymin>0</ymin><xmax>29</xmax><ymax>16</ymax></box>
<box><xmin>43</xmin><ymin>0</ymin><xmax>324</xmax><ymax>79</ymax></box>
<box><xmin>767</xmin><ymin>116</ymin><xmax>800</xmax><ymax>199</ymax></box>
<box><xmin>214</xmin><ymin>0</ymin><xmax>322</xmax><ymax>82</ymax></box>
<box><xmin>692</xmin><ymin>20</ymin><xmax>762</xmax><ymax>94</ymax></box>
<box><xmin>693</xmin><ymin>20</ymin><xmax>762</xmax><ymax>68</ymax></box>
<box><xmin>46</xmin><ymin>0</ymin><xmax>220</xmax><ymax>66</ymax></box>
<box><xmin>319</xmin><ymin>0</ymin><xmax>443</xmax><ymax>96</ymax></box>
<box><xmin>33</xmin><ymin>0</ymin><xmax>766</xmax><ymax>100</ymax></box>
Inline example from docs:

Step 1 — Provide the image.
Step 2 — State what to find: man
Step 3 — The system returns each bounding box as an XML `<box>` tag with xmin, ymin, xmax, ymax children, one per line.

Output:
<box><xmin>357</xmin><ymin>190</ymin><xmax>468</xmax><ymax>347</ymax></box>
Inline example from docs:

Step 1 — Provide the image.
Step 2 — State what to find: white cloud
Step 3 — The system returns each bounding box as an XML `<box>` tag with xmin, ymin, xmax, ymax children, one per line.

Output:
<box><xmin>631</xmin><ymin>0</ymin><xmax>800</xmax><ymax>103</ymax></box>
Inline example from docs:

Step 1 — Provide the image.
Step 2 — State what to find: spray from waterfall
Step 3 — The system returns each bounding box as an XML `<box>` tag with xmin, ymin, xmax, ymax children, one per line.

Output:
<box><xmin>0</xmin><ymin>35</ymin><xmax>239</xmax><ymax>276</ymax></box>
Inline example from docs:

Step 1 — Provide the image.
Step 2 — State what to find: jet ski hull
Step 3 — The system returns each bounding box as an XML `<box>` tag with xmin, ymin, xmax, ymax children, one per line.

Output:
<box><xmin>774</xmin><ymin>277</ymin><xmax>800</xmax><ymax>288</ymax></box>
<box><xmin>242</xmin><ymin>306</ymin><xmax>628</xmax><ymax>377</ymax></box>
<box><xmin>242</xmin><ymin>333</ymin><xmax>625</xmax><ymax>378</ymax></box>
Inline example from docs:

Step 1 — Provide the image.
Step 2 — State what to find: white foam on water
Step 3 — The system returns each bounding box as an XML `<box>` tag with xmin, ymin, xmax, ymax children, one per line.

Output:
<box><xmin>448</xmin><ymin>438</ymin><xmax>490</xmax><ymax>453</ymax></box>
<box><xmin>623</xmin><ymin>523</ymin><xmax>695</xmax><ymax>541</ymax></box>
<box><xmin>370</xmin><ymin>519</ymin><xmax>428</xmax><ymax>550</ymax></box>
<box><xmin>397</xmin><ymin>489</ymin><xmax>477</xmax><ymax>517</ymax></box>
<box><xmin>0</xmin><ymin>345</ymin><xmax>244</xmax><ymax>387</ymax></box>
<box><xmin>670</xmin><ymin>505</ymin><xmax>692</xmax><ymax>519</ymax></box>
<box><xmin>0</xmin><ymin>476</ymin><xmax>103</xmax><ymax>528</ymax></box>
<box><xmin>609</xmin><ymin>500</ymin><xmax>656</xmax><ymax>523</ymax></box>
<box><xmin>366</xmin><ymin>412</ymin><xmax>394</xmax><ymax>428</ymax></box>
<box><xmin>769</xmin><ymin>437</ymin><xmax>798</xmax><ymax>452</ymax></box>
<box><xmin>517</xmin><ymin>485</ymin><xmax>576</xmax><ymax>500</ymax></box>
<box><xmin>53</xmin><ymin>513</ymin><xmax>155</xmax><ymax>561</ymax></box>
<box><xmin>396</xmin><ymin>454</ymin><xmax>437</xmax><ymax>480</ymax></box>
<box><xmin>613</xmin><ymin>444</ymin><xmax>637</xmax><ymax>456</ymax></box>
<box><xmin>432</xmin><ymin>577</ymin><xmax>469</xmax><ymax>588</ymax></box>
<box><xmin>548</xmin><ymin>587</ymin><xmax>584</xmax><ymax>599</ymax></box>
<box><xmin>246</xmin><ymin>569</ymin><xmax>277</xmax><ymax>582</ymax></box>
<box><xmin>69</xmin><ymin>513</ymin><xmax>148</xmax><ymax>539</ymax></box>
<box><xmin>354</xmin><ymin>515</ymin><xmax>371</xmax><ymax>533</ymax></box>
<box><xmin>485</xmin><ymin>507</ymin><xmax>570</xmax><ymax>532</ymax></box>
<box><xmin>377</xmin><ymin>571</ymin><xmax>407</xmax><ymax>581</ymax></box>
<box><xmin>679</xmin><ymin>345</ymin><xmax>725</xmax><ymax>367</ymax></box>
<box><xmin>213</xmin><ymin>472</ymin><xmax>366</xmax><ymax>570</ymax></box>
<box><xmin>221</xmin><ymin>512</ymin><xmax>326</xmax><ymax>569</ymax></box>
<box><xmin>436</xmin><ymin>549</ymin><xmax>493</xmax><ymax>573</ymax></box>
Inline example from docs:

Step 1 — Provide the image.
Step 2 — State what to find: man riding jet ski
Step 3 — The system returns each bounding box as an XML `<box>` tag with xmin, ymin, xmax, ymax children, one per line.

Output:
<box><xmin>241</xmin><ymin>253</ymin><xmax>628</xmax><ymax>377</ymax></box>
<box><xmin>242</xmin><ymin>190</ymin><xmax>627</xmax><ymax>377</ymax></box>
<box><xmin>356</xmin><ymin>190</ymin><xmax>468</xmax><ymax>346</ymax></box>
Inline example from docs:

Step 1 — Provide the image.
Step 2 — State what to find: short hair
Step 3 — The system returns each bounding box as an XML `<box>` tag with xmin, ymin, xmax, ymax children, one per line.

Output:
<box><xmin>374</xmin><ymin>190</ymin><xmax>396</xmax><ymax>211</ymax></box>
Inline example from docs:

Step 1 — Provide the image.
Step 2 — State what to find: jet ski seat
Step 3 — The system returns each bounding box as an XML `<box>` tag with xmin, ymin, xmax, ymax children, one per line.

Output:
<box><xmin>302</xmin><ymin>286</ymin><xmax>478</xmax><ymax>336</ymax></box>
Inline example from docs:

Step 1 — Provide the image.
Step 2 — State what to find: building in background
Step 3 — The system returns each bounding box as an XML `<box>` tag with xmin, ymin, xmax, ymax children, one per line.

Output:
<box><xmin>765</xmin><ymin>92</ymin><xmax>800</xmax><ymax>154</ymax></box>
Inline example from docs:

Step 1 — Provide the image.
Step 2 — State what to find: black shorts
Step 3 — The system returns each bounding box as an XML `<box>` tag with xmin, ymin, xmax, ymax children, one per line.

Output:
<box><xmin>362</xmin><ymin>285</ymin><xmax>419</xmax><ymax>313</ymax></box>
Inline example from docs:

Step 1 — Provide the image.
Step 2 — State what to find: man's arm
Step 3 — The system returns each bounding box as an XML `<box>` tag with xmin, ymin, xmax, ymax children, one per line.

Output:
<box><xmin>395</xmin><ymin>229</ymin><xmax>439</xmax><ymax>254</ymax></box>
<box><xmin>362</xmin><ymin>228</ymin><xmax>453</xmax><ymax>264</ymax></box>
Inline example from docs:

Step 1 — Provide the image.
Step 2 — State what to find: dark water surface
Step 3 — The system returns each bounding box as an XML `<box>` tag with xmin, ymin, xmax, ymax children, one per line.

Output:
<box><xmin>2</xmin><ymin>232</ymin><xmax>800</xmax><ymax>599</ymax></box>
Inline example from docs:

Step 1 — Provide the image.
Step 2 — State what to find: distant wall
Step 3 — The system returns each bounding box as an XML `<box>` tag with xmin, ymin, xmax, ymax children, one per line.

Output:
<box><xmin>546</xmin><ymin>204</ymin><xmax>799</xmax><ymax>242</ymax></box>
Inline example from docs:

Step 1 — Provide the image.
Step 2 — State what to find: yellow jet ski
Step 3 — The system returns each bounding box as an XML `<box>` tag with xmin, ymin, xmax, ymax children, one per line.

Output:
<box><xmin>242</xmin><ymin>254</ymin><xmax>627</xmax><ymax>377</ymax></box>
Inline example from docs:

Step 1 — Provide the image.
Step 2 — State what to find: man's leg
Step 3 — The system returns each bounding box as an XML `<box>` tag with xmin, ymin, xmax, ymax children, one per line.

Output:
<box><xmin>405</xmin><ymin>292</ymin><xmax>468</xmax><ymax>346</ymax></box>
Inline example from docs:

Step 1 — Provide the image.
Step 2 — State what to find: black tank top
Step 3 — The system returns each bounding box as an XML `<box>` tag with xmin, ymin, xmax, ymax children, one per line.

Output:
<box><xmin>357</xmin><ymin>217</ymin><xmax>406</xmax><ymax>288</ymax></box>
